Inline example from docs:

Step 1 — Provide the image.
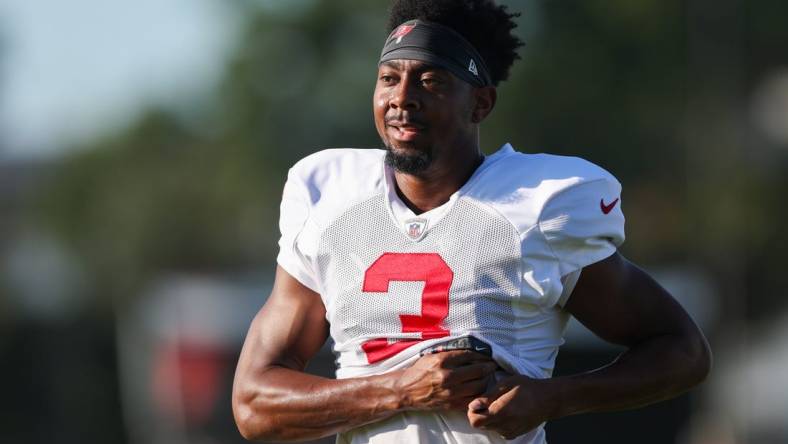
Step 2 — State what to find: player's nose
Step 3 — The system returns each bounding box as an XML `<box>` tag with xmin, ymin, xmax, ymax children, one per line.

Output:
<box><xmin>389</xmin><ymin>78</ymin><xmax>421</xmax><ymax>111</ymax></box>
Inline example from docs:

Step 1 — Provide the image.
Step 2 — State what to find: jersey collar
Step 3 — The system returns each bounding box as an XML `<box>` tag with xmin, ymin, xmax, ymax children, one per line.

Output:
<box><xmin>382</xmin><ymin>143</ymin><xmax>515</xmax><ymax>241</ymax></box>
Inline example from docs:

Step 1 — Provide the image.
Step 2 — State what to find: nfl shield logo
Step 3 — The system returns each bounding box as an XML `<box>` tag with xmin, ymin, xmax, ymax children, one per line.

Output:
<box><xmin>404</xmin><ymin>218</ymin><xmax>428</xmax><ymax>241</ymax></box>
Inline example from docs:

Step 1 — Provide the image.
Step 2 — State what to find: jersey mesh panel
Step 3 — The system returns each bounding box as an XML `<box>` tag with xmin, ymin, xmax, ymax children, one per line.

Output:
<box><xmin>315</xmin><ymin>194</ymin><xmax>521</xmax><ymax>368</ymax></box>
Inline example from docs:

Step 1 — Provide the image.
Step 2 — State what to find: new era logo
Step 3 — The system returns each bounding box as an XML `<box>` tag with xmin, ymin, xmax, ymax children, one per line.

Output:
<box><xmin>468</xmin><ymin>59</ymin><xmax>479</xmax><ymax>76</ymax></box>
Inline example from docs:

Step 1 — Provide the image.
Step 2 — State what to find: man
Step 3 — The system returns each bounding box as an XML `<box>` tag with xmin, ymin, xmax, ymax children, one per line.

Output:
<box><xmin>232</xmin><ymin>0</ymin><xmax>712</xmax><ymax>442</ymax></box>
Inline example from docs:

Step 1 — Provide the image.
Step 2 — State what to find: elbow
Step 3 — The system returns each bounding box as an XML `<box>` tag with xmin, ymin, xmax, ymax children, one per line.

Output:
<box><xmin>232</xmin><ymin>391</ymin><xmax>279</xmax><ymax>442</ymax></box>
<box><xmin>682</xmin><ymin>329</ymin><xmax>713</xmax><ymax>388</ymax></box>
<box><xmin>235</xmin><ymin>414</ymin><xmax>258</xmax><ymax>442</ymax></box>
<box><xmin>233</xmin><ymin>398</ymin><xmax>263</xmax><ymax>441</ymax></box>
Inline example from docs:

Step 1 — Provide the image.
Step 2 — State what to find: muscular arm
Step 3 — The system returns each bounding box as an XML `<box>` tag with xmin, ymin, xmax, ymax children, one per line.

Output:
<box><xmin>232</xmin><ymin>266</ymin><xmax>496</xmax><ymax>442</ymax></box>
<box><xmin>551</xmin><ymin>252</ymin><xmax>712</xmax><ymax>415</ymax></box>
<box><xmin>468</xmin><ymin>252</ymin><xmax>712</xmax><ymax>438</ymax></box>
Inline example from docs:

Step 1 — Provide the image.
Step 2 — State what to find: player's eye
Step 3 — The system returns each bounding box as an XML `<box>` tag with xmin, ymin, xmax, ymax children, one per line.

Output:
<box><xmin>379</xmin><ymin>74</ymin><xmax>396</xmax><ymax>84</ymax></box>
<box><xmin>420</xmin><ymin>76</ymin><xmax>442</xmax><ymax>88</ymax></box>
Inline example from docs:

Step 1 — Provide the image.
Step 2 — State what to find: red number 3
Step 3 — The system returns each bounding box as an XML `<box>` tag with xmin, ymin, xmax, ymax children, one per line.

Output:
<box><xmin>361</xmin><ymin>253</ymin><xmax>453</xmax><ymax>363</ymax></box>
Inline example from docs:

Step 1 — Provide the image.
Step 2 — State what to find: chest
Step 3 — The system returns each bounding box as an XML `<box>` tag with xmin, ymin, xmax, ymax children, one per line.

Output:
<box><xmin>314</xmin><ymin>195</ymin><xmax>523</xmax><ymax>355</ymax></box>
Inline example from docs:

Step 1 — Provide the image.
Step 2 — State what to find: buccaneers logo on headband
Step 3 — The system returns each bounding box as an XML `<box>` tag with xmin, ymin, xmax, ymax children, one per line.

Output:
<box><xmin>392</xmin><ymin>24</ymin><xmax>415</xmax><ymax>44</ymax></box>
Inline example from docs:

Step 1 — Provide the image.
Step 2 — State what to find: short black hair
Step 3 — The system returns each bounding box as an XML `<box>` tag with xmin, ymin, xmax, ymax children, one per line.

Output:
<box><xmin>387</xmin><ymin>0</ymin><xmax>524</xmax><ymax>86</ymax></box>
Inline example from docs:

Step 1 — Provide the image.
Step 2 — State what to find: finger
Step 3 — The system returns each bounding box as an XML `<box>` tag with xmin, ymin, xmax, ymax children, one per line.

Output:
<box><xmin>468</xmin><ymin>395</ymin><xmax>491</xmax><ymax>413</ymax></box>
<box><xmin>432</xmin><ymin>350</ymin><xmax>495</xmax><ymax>367</ymax></box>
<box><xmin>467</xmin><ymin>407</ymin><xmax>495</xmax><ymax>428</ymax></box>
<box><xmin>468</xmin><ymin>392</ymin><xmax>510</xmax><ymax>429</ymax></box>
<box><xmin>448</xmin><ymin>393</ymin><xmax>482</xmax><ymax>410</ymax></box>
<box><xmin>468</xmin><ymin>378</ymin><xmax>515</xmax><ymax>413</ymax></box>
<box><xmin>486</xmin><ymin>387</ymin><xmax>516</xmax><ymax>416</ymax></box>
<box><xmin>446</xmin><ymin>361</ymin><xmax>498</xmax><ymax>383</ymax></box>
<box><xmin>449</xmin><ymin>378</ymin><xmax>491</xmax><ymax>400</ymax></box>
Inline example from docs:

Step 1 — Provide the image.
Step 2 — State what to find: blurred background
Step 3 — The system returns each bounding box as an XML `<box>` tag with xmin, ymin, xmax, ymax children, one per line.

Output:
<box><xmin>1</xmin><ymin>0</ymin><xmax>786</xmax><ymax>443</ymax></box>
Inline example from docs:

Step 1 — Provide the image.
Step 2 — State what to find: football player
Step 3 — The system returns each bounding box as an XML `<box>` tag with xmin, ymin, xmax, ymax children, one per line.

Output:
<box><xmin>232</xmin><ymin>1</ymin><xmax>712</xmax><ymax>442</ymax></box>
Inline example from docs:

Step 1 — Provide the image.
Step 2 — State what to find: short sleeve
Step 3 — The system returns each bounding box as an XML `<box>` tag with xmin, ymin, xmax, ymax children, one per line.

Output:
<box><xmin>539</xmin><ymin>177</ymin><xmax>625</xmax><ymax>280</ymax></box>
<box><xmin>276</xmin><ymin>168</ymin><xmax>321</xmax><ymax>293</ymax></box>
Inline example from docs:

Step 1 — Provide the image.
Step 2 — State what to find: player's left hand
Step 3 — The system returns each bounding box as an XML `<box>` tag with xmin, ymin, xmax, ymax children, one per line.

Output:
<box><xmin>466</xmin><ymin>375</ymin><xmax>557</xmax><ymax>440</ymax></box>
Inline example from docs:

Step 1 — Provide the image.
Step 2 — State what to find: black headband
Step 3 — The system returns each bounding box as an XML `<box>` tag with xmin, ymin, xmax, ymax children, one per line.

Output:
<box><xmin>379</xmin><ymin>19</ymin><xmax>493</xmax><ymax>88</ymax></box>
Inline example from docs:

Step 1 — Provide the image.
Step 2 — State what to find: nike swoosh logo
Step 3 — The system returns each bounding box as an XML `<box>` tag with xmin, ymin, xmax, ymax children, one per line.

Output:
<box><xmin>600</xmin><ymin>198</ymin><xmax>619</xmax><ymax>215</ymax></box>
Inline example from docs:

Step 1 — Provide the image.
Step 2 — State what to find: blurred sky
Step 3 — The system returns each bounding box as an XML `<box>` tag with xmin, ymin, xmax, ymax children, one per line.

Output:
<box><xmin>0</xmin><ymin>0</ymin><xmax>245</xmax><ymax>160</ymax></box>
<box><xmin>0</xmin><ymin>0</ymin><xmax>547</xmax><ymax>161</ymax></box>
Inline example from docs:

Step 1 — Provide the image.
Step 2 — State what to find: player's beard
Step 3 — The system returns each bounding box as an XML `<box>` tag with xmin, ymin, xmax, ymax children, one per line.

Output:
<box><xmin>383</xmin><ymin>144</ymin><xmax>432</xmax><ymax>175</ymax></box>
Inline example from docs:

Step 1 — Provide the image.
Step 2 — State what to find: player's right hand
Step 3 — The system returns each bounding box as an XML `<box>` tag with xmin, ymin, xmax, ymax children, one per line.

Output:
<box><xmin>395</xmin><ymin>350</ymin><xmax>498</xmax><ymax>411</ymax></box>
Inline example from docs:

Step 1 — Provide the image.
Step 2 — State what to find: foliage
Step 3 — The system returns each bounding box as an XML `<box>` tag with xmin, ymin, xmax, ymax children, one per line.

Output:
<box><xmin>35</xmin><ymin>0</ymin><xmax>788</xmax><ymax>319</ymax></box>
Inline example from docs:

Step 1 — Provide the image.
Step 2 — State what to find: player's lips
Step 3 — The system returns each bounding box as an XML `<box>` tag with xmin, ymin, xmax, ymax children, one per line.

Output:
<box><xmin>386</xmin><ymin>120</ymin><xmax>427</xmax><ymax>142</ymax></box>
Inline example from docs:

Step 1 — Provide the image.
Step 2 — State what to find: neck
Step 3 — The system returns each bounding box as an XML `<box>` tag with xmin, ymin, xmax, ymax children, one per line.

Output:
<box><xmin>393</xmin><ymin>144</ymin><xmax>483</xmax><ymax>214</ymax></box>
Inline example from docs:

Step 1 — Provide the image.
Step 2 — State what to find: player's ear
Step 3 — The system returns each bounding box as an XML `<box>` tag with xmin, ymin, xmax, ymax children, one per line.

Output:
<box><xmin>471</xmin><ymin>86</ymin><xmax>496</xmax><ymax>123</ymax></box>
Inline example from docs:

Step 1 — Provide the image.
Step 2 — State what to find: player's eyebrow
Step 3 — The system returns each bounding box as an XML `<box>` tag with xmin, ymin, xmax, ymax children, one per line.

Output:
<box><xmin>380</xmin><ymin>60</ymin><xmax>447</xmax><ymax>76</ymax></box>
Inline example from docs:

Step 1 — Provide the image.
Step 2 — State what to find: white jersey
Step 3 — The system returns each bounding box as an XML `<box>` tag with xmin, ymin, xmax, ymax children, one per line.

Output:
<box><xmin>277</xmin><ymin>144</ymin><xmax>625</xmax><ymax>444</ymax></box>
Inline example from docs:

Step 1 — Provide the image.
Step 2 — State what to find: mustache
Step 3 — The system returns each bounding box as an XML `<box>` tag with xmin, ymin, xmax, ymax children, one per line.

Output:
<box><xmin>384</xmin><ymin>114</ymin><xmax>428</xmax><ymax>128</ymax></box>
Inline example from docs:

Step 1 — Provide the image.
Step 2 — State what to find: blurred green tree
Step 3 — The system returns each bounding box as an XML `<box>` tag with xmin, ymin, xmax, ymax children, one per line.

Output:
<box><xmin>35</xmin><ymin>0</ymin><xmax>788</xmax><ymax>322</ymax></box>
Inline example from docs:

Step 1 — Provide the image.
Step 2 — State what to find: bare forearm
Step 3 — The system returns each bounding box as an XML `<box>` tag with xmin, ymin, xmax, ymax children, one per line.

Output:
<box><xmin>551</xmin><ymin>331</ymin><xmax>711</xmax><ymax>419</ymax></box>
<box><xmin>554</xmin><ymin>254</ymin><xmax>713</xmax><ymax>418</ymax></box>
<box><xmin>233</xmin><ymin>366</ymin><xmax>404</xmax><ymax>442</ymax></box>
